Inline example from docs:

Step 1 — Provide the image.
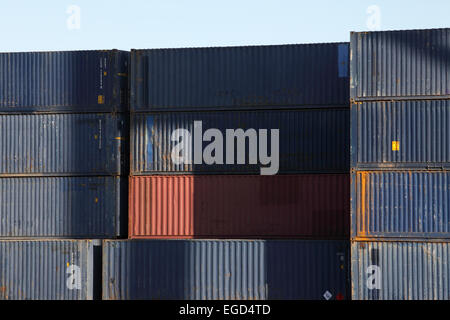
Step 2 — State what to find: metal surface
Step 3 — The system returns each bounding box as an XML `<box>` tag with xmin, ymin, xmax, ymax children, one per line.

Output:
<box><xmin>130</xmin><ymin>43</ymin><xmax>349</xmax><ymax>111</ymax></box>
<box><xmin>350</xmin><ymin>28</ymin><xmax>450</xmax><ymax>101</ymax></box>
<box><xmin>0</xmin><ymin>176</ymin><xmax>125</xmax><ymax>238</ymax></box>
<box><xmin>0</xmin><ymin>113</ymin><xmax>126</xmax><ymax>175</ymax></box>
<box><xmin>131</xmin><ymin>109</ymin><xmax>349</xmax><ymax>174</ymax></box>
<box><xmin>352</xmin><ymin>171</ymin><xmax>450</xmax><ymax>239</ymax></box>
<box><xmin>103</xmin><ymin>239</ymin><xmax>349</xmax><ymax>300</ymax></box>
<box><xmin>0</xmin><ymin>50</ymin><xmax>128</xmax><ymax>112</ymax></box>
<box><xmin>0</xmin><ymin>240</ymin><xmax>97</xmax><ymax>300</ymax></box>
<box><xmin>352</xmin><ymin>240</ymin><xmax>450</xmax><ymax>300</ymax></box>
<box><xmin>129</xmin><ymin>174</ymin><xmax>349</xmax><ymax>239</ymax></box>
<box><xmin>351</xmin><ymin>100</ymin><xmax>450</xmax><ymax>169</ymax></box>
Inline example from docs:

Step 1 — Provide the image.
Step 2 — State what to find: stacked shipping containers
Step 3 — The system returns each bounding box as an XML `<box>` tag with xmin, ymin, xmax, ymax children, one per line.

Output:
<box><xmin>0</xmin><ymin>50</ymin><xmax>128</xmax><ymax>299</ymax></box>
<box><xmin>102</xmin><ymin>44</ymin><xmax>351</xmax><ymax>299</ymax></box>
<box><xmin>350</xmin><ymin>28</ymin><xmax>450</xmax><ymax>299</ymax></box>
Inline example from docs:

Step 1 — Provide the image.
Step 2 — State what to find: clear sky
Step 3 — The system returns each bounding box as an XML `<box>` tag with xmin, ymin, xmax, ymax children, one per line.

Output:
<box><xmin>0</xmin><ymin>0</ymin><xmax>448</xmax><ymax>52</ymax></box>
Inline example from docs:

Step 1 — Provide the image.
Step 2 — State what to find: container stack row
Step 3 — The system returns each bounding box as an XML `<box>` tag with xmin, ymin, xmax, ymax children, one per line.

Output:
<box><xmin>350</xmin><ymin>28</ymin><xmax>450</xmax><ymax>300</ymax></box>
<box><xmin>100</xmin><ymin>44</ymin><xmax>352</xmax><ymax>300</ymax></box>
<box><xmin>0</xmin><ymin>50</ymin><xmax>129</xmax><ymax>299</ymax></box>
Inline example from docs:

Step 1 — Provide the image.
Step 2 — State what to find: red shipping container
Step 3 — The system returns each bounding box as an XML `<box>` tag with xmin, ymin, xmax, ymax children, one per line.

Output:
<box><xmin>129</xmin><ymin>174</ymin><xmax>349</xmax><ymax>239</ymax></box>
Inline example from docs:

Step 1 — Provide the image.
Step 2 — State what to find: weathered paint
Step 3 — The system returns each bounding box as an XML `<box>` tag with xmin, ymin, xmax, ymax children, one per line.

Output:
<box><xmin>352</xmin><ymin>171</ymin><xmax>450</xmax><ymax>239</ymax></box>
<box><xmin>0</xmin><ymin>240</ymin><xmax>98</xmax><ymax>300</ymax></box>
<box><xmin>0</xmin><ymin>50</ymin><xmax>128</xmax><ymax>112</ymax></box>
<box><xmin>0</xmin><ymin>113</ymin><xmax>126</xmax><ymax>175</ymax></box>
<box><xmin>130</xmin><ymin>43</ymin><xmax>349</xmax><ymax>111</ymax></box>
<box><xmin>350</xmin><ymin>28</ymin><xmax>450</xmax><ymax>101</ymax></box>
<box><xmin>351</xmin><ymin>100</ymin><xmax>450</xmax><ymax>169</ymax></box>
<box><xmin>129</xmin><ymin>174</ymin><xmax>349</xmax><ymax>239</ymax></box>
<box><xmin>103</xmin><ymin>240</ymin><xmax>349</xmax><ymax>300</ymax></box>
<box><xmin>0</xmin><ymin>176</ymin><xmax>125</xmax><ymax>238</ymax></box>
<box><xmin>352</xmin><ymin>241</ymin><xmax>450</xmax><ymax>300</ymax></box>
<box><xmin>131</xmin><ymin>109</ymin><xmax>349</xmax><ymax>174</ymax></box>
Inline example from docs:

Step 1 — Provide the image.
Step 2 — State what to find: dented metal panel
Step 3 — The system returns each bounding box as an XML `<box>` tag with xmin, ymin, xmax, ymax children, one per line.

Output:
<box><xmin>129</xmin><ymin>174</ymin><xmax>349</xmax><ymax>239</ymax></box>
<box><xmin>352</xmin><ymin>241</ymin><xmax>450</xmax><ymax>300</ymax></box>
<box><xmin>350</xmin><ymin>28</ymin><xmax>450</xmax><ymax>101</ymax></box>
<box><xmin>351</xmin><ymin>100</ymin><xmax>450</xmax><ymax>169</ymax></box>
<box><xmin>131</xmin><ymin>109</ymin><xmax>349</xmax><ymax>174</ymax></box>
<box><xmin>0</xmin><ymin>50</ymin><xmax>128</xmax><ymax>112</ymax></box>
<box><xmin>130</xmin><ymin>43</ymin><xmax>349</xmax><ymax>111</ymax></box>
<box><xmin>352</xmin><ymin>171</ymin><xmax>450</xmax><ymax>239</ymax></box>
<box><xmin>0</xmin><ymin>176</ymin><xmax>125</xmax><ymax>238</ymax></box>
<box><xmin>103</xmin><ymin>240</ymin><xmax>349</xmax><ymax>300</ymax></box>
<box><xmin>0</xmin><ymin>240</ymin><xmax>96</xmax><ymax>300</ymax></box>
<box><xmin>0</xmin><ymin>113</ymin><xmax>126</xmax><ymax>175</ymax></box>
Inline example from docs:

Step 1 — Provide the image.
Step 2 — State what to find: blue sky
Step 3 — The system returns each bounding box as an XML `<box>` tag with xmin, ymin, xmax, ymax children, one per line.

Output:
<box><xmin>0</xmin><ymin>0</ymin><xmax>448</xmax><ymax>51</ymax></box>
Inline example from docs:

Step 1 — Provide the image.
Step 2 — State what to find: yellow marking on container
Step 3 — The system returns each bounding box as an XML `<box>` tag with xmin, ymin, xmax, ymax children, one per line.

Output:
<box><xmin>66</xmin><ymin>262</ymin><xmax>70</xmax><ymax>267</ymax></box>
<box><xmin>94</xmin><ymin>134</ymin><xmax>98</xmax><ymax>140</ymax></box>
<box><xmin>392</xmin><ymin>141</ymin><xmax>400</xmax><ymax>151</ymax></box>
<box><xmin>104</xmin><ymin>71</ymin><xmax>107</xmax><ymax>76</ymax></box>
<box><xmin>98</xmin><ymin>95</ymin><xmax>105</xmax><ymax>104</ymax></box>
<box><xmin>95</xmin><ymin>197</ymin><xmax>98</xmax><ymax>203</ymax></box>
<box><xmin>114</xmin><ymin>137</ymin><xmax>124</xmax><ymax>140</ymax></box>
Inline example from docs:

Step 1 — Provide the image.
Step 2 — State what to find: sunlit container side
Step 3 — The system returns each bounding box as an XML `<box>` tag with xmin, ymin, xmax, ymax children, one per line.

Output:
<box><xmin>0</xmin><ymin>240</ymin><xmax>98</xmax><ymax>300</ymax></box>
<box><xmin>351</xmin><ymin>171</ymin><xmax>450</xmax><ymax>239</ymax></box>
<box><xmin>0</xmin><ymin>113</ymin><xmax>126</xmax><ymax>175</ymax></box>
<box><xmin>131</xmin><ymin>109</ymin><xmax>349</xmax><ymax>174</ymax></box>
<box><xmin>351</xmin><ymin>100</ymin><xmax>450</xmax><ymax>169</ymax></box>
<box><xmin>350</xmin><ymin>28</ymin><xmax>450</xmax><ymax>101</ymax></box>
<box><xmin>352</xmin><ymin>241</ymin><xmax>450</xmax><ymax>300</ymax></box>
<box><xmin>129</xmin><ymin>174</ymin><xmax>349</xmax><ymax>239</ymax></box>
<box><xmin>0</xmin><ymin>50</ymin><xmax>128</xmax><ymax>113</ymax></box>
<box><xmin>130</xmin><ymin>43</ymin><xmax>349</xmax><ymax>111</ymax></box>
<box><xmin>103</xmin><ymin>240</ymin><xmax>348</xmax><ymax>300</ymax></box>
<box><xmin>0</xmin><ymin>176</ymin><xmax>125</xmax><ymax>238</ymax></box>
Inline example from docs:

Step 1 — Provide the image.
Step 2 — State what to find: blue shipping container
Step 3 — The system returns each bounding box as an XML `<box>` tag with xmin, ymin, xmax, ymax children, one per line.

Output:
<box><xmin>0</xmin><ymin>240</ymin><xmax>98</xmax><ymax>300</ymax></box>
<box><xmin>0</xmin><ymin>176</ymin><xmax>125</xmax><ymax>238</ymax></box>
<box><xmin>102</xmin><ymin>240</ymin><xmax>349</xmax><ymax>300</ymax></box>
<box><xmin>0</xmin><ymin>50</ymin><xmax>128</xmax><ymax>112</ymax></box>
<box><xmin>352</xmin><ymin>241</ymin><xmax>450</xmax><ymax>300</ymax></box>
<box><xmin>131</xmin><ymin>109</ymin><xmax>349</xmax><ymax>174</ymax></box>
<box><xmin>351</xmin><ymin>171</ymin><xmax>450</xmax><ymax>239</ymax></box>
<box><xmin>0</xmin><ymin>113</ymin><xmax>126</xmax><ymax>175</ymax></box>
<box><xmin>350</xmin><ymin>28</ymin><xmax>450</xmax><ymax>101</ymax></box>
<box><xmin>351</xmin><ymin>100</ymin><xmax>450</xmax><ymax>169</ymax></box>
<box><xmin>130</xmin><ymin>43</ymin><xmax>349</xmax><ymax>111</ymax></box>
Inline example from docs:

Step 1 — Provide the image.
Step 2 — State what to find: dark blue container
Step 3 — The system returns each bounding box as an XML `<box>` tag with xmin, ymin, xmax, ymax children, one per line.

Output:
<box><xmin>130</xmin><ymin>43</ymin><xmax>349</xmax><ymax>111</ymax></box>
<box><xmin>102</xmin><ymin>240</ymin><xmax>349</xmax><ymax>300</ymax></box>
<box><xmin>0</xmin><ymin>50</ymin><xmax>128</xmax><ymax>113</ymax></box>
<box><xmin>350</xmin><ymin>28</ymin><xmax>450</xmax><ymax>101</ymax></box>
<box><xmin>131</xmin><ymin>108</ymin><xmax>349</xmax><ymax>174</ymax></box>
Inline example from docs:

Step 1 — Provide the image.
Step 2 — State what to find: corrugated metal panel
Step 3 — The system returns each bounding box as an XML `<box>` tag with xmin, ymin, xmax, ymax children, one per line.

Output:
<box><xmin>350</xmin><ymin>28</ymin><xmax>450</xmax><ymax>101</ymax></box>
<box><xmin>0</xmin><ymin>50</ymin><xmax>129</xmax><ymax>112</ymax></box>
<box><xmin>130</xmin><ymin>43</ymin><xmax>349</xmax><ymax>111</ymax></box>
<box><xmin>352</xmin><ymin>241</ymin><xmax>450</xmax><ymax>300</ymax></box>
<box><xmin>0</xmin><ymin>176</ymin><xmax>125</xmax><ymax>238</ymax></box>
<box><xmin>103</xmin><ymin>240</ymin><xmax>349</xmax><ymax>300</ymax></box>
<box><xmin>351</xmin><ymin>100</ymin><xmax>450</xmax><ymax>169</ymax></box>
<box><xmin>0</xmin><ymin>113</ymin><xmax>126</xmax><ymax>175</ymax></box>
<box><xmin>131</xmin><ymin>109</ymin><xmax>349</xmax><ymax>174</ymax></box>
<box><xmin>0</xmin><ymin>240</ymin><xmax>95</xmax><ymax>300</ymax></box>
<box><xmin>352</xmin><ymin>171</ymin><xmax>450</xmax><ymax>239</ymax></box>
<box><xmin>129</xmin><ymin>174</ymin><xmax>349</xmax><ymax>239</ymax></box>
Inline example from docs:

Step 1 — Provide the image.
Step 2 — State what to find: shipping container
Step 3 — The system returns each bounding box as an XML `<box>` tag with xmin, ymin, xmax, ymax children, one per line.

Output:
<box><xmin>352</xmin><ymin>171</ymin><xmax>450</xmax><ymax>239</ymax></box>
<box><xmin>129</xmin><ymin>174</ymin><xmax>349</xmax><ymax>239</ymax></box>
<box><xmin>351</xmin><ymin>100</ymin><xmax>450</xmax><ymax>169</ymax></box>
<box><xmin>352</xmin><ymin>240</ymin><xmax>450</xmax><ymax>300</ymax></box>
<box><xmin>0</xmin><ymin>176</ymin><xmax>125</xmax><ymax>238</ymax></box>
<box><xmin>130</xmin><ymin>43</ymin><xmax>349</xmax><ymax>111</ymax></box>
<box><xmin>0</xmin><ymin>113</ymin><xmax>126</xmax><ymax>175</ymax></box>
<box><xmin>131</xmin><ymin>109</ymin><xmax>349</xmax><ymax>174</ymax></box>
<box><xmin>103</xmin><ymin>239</ymin><xmax>349</xmax><ymax>300</ymax></box>
<box><xmin>0</xmin><ymin>50</ymin><xmax>128</xmax><ymax>113</ymax></box>
<box><xmin>350</xmin><ymin>28</ymin><xmax>450</xmax><ymax>101</ymax></box>
<box><xmin>0</xmin><ymin>240</ymin><xmax>99</xmax><ymax>300</ymax></box>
